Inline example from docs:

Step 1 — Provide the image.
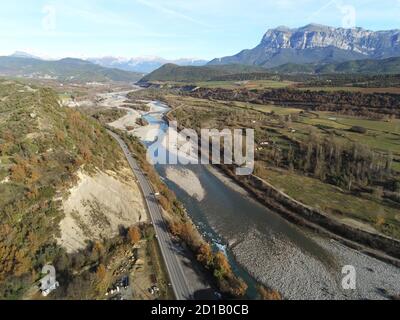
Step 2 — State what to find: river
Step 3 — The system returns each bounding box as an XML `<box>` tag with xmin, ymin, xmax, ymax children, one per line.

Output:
<box><xmin>111</xmin><ymin>93</ymin><xmax>400</xmax><ymax>300</ymax></box>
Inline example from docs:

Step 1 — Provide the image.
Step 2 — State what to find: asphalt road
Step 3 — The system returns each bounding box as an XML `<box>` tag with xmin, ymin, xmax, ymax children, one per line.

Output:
<box><xmin>108</xmin><ymin>130</ymin><xmax>193</xmax><ymax>300</ymax></box>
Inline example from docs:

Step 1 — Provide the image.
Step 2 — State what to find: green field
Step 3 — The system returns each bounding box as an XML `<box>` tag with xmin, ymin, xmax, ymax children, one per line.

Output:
<box><xmin>263</xmin><ymin>167</ymin><xmax>400</xmax><ymax>238</ymax></box>
<box><xmin>233</xmin><ymin>101</ymin><xmax>303</xmax><ymax>115</ymax></box>
<box><xmin>335</xmin><ymin>117</ymin><xmax>400</xmax><ymax>134</ymax></box>
<box><xmin>58</xmin><ymin>92</ymin><xmax>74</xmax><ymax>102</ymax></box>
<box><xmin>166</xmin><ymin>92</ymin><xmax>400</xmax><ymax>239</ymax></box>
<box><xmin>296</xmin><ymin>86</ymin><xmax>400</xmax><ymax>94</ymax></box>
<box><xmin>195</xmin><ymin>80</ymin><xmax>295</xmax><ymax>90</ymax></box>
<box><xmin>160</xmin><ymin>79</ymin><xmax>295</xmax><ymax>90</ymax></box>
<box><xmin>236</xmin><ymin>101</ymin><xmax>400</xmax><ymax>160</ymax></box>
<box><xmin>300</xmin><ymin>116</ymin><xmax>350</xmax><ymax>130</ymax></box>
<box><xmin>393</xmin><ymin>161</ymin><xmax>400</xmax><ymax>172</ymax></box>
<box><xmin>297</xmin><ymin>113</ymin><xmax>400</xmax><ymax>156</ymax></box>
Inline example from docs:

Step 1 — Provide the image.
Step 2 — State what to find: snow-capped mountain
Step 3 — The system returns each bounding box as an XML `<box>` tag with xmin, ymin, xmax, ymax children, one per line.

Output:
<box><xmin>88</xmin><ymin>56</ymin><xmax>208</xmax><ymax>73</ymax></box>
<box><xmin>9</xmin><ymin>51</ymin><xmax>42</xmax><ymax>60</ymax></box>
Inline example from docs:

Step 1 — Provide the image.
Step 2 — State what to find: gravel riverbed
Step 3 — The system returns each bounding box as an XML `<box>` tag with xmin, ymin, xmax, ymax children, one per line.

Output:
<box><xmin>207</xmin><ymin>166</ymin><xmax>400</xmax><ymax>300</ymax></box>
<box><xmin>231</xmin><ymin>228</ymin><xmax>400</xmax><ymax>300</ymax></box>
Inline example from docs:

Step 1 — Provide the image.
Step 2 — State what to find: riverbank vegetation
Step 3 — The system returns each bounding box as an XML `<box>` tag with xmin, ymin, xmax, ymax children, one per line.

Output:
<box><xmin>162</xmin><ymin>92</ymin><xmax>400</xmax><ymax>241</ymax></box>
<box><xmin>116</xmin><ymin>130</ymin><xmax>248</xmax><ymax>298</ymax></box>
<box><xmin>88</xmin><ymin>108</ymin><xmax>128</xmax><ymax>124</ymax></box>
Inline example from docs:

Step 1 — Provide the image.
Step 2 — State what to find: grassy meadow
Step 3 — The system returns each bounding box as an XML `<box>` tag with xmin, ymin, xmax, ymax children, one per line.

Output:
<box><xmin>164</xmin><ymin>93</ymin><xmax>400</xmax><ymax>239</ymax></box>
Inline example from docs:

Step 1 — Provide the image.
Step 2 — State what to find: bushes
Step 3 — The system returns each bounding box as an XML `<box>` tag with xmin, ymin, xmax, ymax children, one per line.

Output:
<box><xmin>212</xmin><ymin>251</ymin><xmax>248</xmax><ymax>297</ymax></box>
<box><xmin>115</xmin><ymin>129</ymin><xmax>248</xmax><ymax>298</ymax></box>
<box><xmin>127</xmin><ymin>226</ymin><xmax>141</xmax><ymax>245</ymax></box>
<box><xmin>158</xmin><ymin>195</ymin><xmax>171</xmax><ymax>211</ymax></box>
<box><xmin>168</xmin><ymin>221</ymin><xmax>201</xmax><ymax>250</ymax></box>
<box><xmin>196</xmin><ymin>243</ymin><xmax>213</xmax><ymax>268</ymax></box>
<box><xmin>258</xmin><ymin>285</ymin><xmax>283</xmax><ymax>300</ymax></box>
<box><xmin>169</xmin><ymin>219</ymin><xmax>248</xmax><ymax>297</ymax></box>
<box><xmin>349</xmin><ymin>126</ymin><xmax>367</xmax><ymax>134</ymax></box>
<box><xmin>213</xmin><ymin>251</ymin><xmax>231</xmax><ymax>279</ymax></box>
<box><xmin>50</xmin><ymin>234</ymin><xmax>133</xmax><ymax>299</ymax></box>
<box><xmin>95</xmin><ymin>264</ymin><xmax>107</xmax><ymax>280</ymax></box>
<box><xmin>10</xmin><ymin>162</ymin><xmax>26</xmax><ymax>182</ymax></box>
<box><xmin>219</xmin><ymin>275</ymin><xmax>248</xmax><ymax>298</ymax></box>
<box><xmin>0</xmin><ymin>81</ymin><xmax>128</xmax><ymax>297</ymax></box>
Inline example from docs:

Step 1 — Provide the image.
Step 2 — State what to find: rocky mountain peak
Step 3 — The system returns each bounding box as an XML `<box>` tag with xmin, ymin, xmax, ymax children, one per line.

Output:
<box><xmin>260</xmin><ymin>24</ymin><xmax>400</xmax><ymax>55</ymax></box>
<box><xmin>208</xmin><ymin>24</ymin><xmax>400</xmax><ymax>68</ymax></box>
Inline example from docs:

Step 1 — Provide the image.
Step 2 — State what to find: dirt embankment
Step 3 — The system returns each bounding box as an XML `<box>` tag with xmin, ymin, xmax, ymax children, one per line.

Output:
<box><xmin>58</xmin><ymin>168</ymin><xmax>147</xmax><ymax>253</ymax></box>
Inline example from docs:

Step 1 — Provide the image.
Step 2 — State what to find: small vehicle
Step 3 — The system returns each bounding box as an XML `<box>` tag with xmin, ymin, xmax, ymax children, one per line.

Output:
<box><xmin>214</xmin><ymin>292</ymin><xmax>222</xmax><ymax>300</ymax></box>
<box><xmin>122</xmin><ymin>276</ymin><xmax>130</xmax><ymax>289</ymax></box>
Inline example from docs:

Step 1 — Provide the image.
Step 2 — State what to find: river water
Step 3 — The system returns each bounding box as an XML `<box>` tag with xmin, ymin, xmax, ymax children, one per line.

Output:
<box><xmin>136</xmin><ymin>100</ymin><xmax>400</xmax><ymax>300</ymax></box>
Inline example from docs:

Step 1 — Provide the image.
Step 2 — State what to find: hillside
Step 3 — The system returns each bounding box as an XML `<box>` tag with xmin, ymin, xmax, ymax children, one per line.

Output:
<box><xmin>0</xmin><ymin>79</ymin><xmax>145</xmax><ymax>298</ymax></box>
<box><xmin>0</xmin><ymin>56</ymin><xmax>143</xmax><ymax>83</ymax></box>
<box><xmin>269</xmin><ymin>56</ymin><xmax>400</xmax><ymax>74</ymax></box>
<box><xmin>210</xmin><ymin>46</ymin><xmax>367</xmax><ymax>69</ymax></box>
<box><xmin>209</xmin><ymin>24</ymin><xmax>400</xmax><ymax>68</ymax></box>
<box><xmin>139</xmin><ymin>63</ymin><xmax>267</xmax><ymax>82</ymax></box>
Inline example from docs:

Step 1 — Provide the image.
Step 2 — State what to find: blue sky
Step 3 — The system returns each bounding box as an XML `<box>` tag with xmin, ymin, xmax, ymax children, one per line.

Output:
<box><xmin>1</xmin><ymin>0</ymin><xmax>399</xmax><ymax>60</ymax></box>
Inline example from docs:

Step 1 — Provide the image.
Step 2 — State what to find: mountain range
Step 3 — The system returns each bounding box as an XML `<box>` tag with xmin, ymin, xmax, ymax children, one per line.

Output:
<box><xmin>87</xmin><ymin>56</ymin><xmax>207</xmax><ymax>73</ymax></box>
<box><xmin>142</xmin><ymin>56</ymin><xmax>400</xmax><ymax>84</ymax></box>
<box><xmin>9</xmin><ymin>51</ymin><xmax>42</xmax><ymax>60</ymax></box>
<box><xmin>5</xmin><ymin>24</ymin><xmax>400</xmax><ymax>83</ymax></box>
<box><xmin>0</xmin><ymin>56</ymin><xmax>143</xmax><ymax>83</ymax></box>
<box><xmin>209</xmin><ymin>24</ymin><xmax>400</xmax><ymax>68</ymax></box>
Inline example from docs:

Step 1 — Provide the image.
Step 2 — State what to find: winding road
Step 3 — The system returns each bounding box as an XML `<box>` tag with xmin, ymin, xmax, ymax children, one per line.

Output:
<box><xmin>107</xmin><ymin>130</ymin><xmax>193</xmax><ymax>300</ymax></box>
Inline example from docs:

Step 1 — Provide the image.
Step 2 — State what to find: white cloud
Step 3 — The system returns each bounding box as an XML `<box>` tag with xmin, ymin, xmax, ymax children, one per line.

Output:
<box><xmin>135</xmin><ymin>0</ymin><xmax>211</xmax><ymax>27</ymax></box>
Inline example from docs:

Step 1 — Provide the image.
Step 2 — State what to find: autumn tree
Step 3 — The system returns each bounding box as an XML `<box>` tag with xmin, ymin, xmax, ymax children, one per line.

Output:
<box><xmin>90</xmin><ymin>241</ymin><xmax>105</xmax><ymax>262</ymax></box>
<box><xmin>28</xmin><ymin>168</ymin><xmax>41</xmax><ymax>185</ymax></box>
<box><xmin>79</xmin><ymin>145</ymin><xmax>93</xmax><ymax>162</ymax></box>
<box><xmin>26</xmin><ymin>186</ymin><xmax>39</xmax><ymax>200</ymax></box>
<box><xmin>169</xmin><ymin>221</ymin><xmax>183</xmax><ymax>237</ymax></box>
<box><xmin>158</xmin><ymin>195</ymin><xmax>171</xmax><ymax>211</ymax></box>
<box><xmin>55</xmin><ymin>129</ymin><xmax>65</xmax><ymax>143</ymax></box>
<box><xmin>213</xmin><ymin>251</ymin><xmax>231</xmax><ymax>280</ymax></box>
<box><xmin>96</xmin><ymin>264</ymin><xmax>107</xmax><ymax>280</ymax></box>
<box><xmin>258</xmin><ymin>285</ymin><xmax>283</xmax><ymax>300</ymax></box>
<box><xmin>10</xmin><ymin>163</ymin><xmax>26</xmax><ymax>182</ymax></box>
<box><xmin>197</xmin><ymin>243</ymin><xmax>214</xmax><ymax>268</ymax></box>
<box><xmin>225</xmin><ymin>276</ymin><xmax>248</xmax><ymax>297</ymax></box>
<box><xmin>128</xmin><ymin>226</ymin><xmax>141</xmax><ymax>245</ymax></box>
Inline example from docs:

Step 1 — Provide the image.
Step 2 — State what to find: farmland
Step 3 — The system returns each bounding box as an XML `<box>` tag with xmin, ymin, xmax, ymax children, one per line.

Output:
<box><xmin>194</xmin><ymin>80</ymin><xmax>295</xmax><ymax>90</ymax></box>
<box><xmin>163</xmin><ymin>92</ymin><xmax>400</xmax><ymax>239</ymax></box>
